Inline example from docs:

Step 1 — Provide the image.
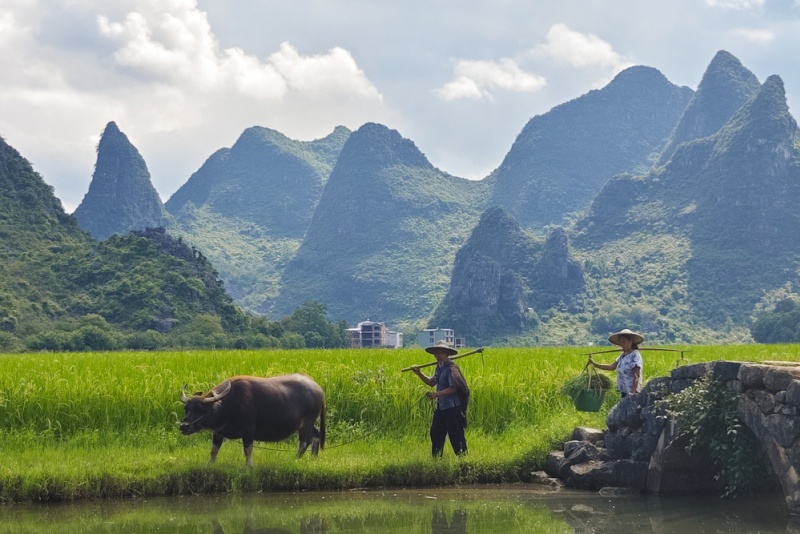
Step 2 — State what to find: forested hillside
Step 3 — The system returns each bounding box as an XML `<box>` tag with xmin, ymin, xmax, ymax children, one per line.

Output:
<box><xmin>430</xmin><ymin>207</ymin><xmax>584</xmax><ymax>345</ymax></box>
<box><xmin>433</xmin><ymin>52</ymin><xmax>800</xmax><ymax>345</ymax></box>
<box><xmin>566</xmin><ymin>75</ymin><xmax>800</xmax><ymax>344</ymax></box>
<box><xmin>28</xmin><ymin>50</ymin><xmax>800</xmax><ymax>347</ymax></box>
<box><xmin>272</xmin><ymin>123</ymin><xmax>489</xmax><ymax>329</ymax></box>
<box><xmin>0</xmin><ymin>135</ymin><xmax>346</xmax><ymax>351</ymax></box>
<box><xmin>165</xmin><ymin>126</ymin><xmax>350</xmax><ymax>311</ymax></box>
<box><xmin>488</xmin><ymin>65</ymin><xmax>693</xmax><ymax>228</ymax></box>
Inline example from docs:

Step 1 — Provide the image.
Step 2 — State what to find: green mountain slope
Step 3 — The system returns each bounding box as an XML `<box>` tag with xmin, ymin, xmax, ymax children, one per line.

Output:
<box><xmin>489</xmin><ymin>66</ymin><xmax>693</xmax><ymax>229</ymax></box>
<box><xmin>22</xmin><ymin>50</ymin><xmax>800</xmax><ymax>347</ymax></box>
<box><xmin>429</xmin><ymin>207</ymin><xmax>584</xmax><ymax>345</ymax></box>
<box><xmin>0</xmin><ymin>135</ymin><xmax>90</xmax><ymax>335</ymax></box>
<box><xmin>272</xmin><ymin>123</ymin><xmax>490</xmax><ymax>328</ymax></box>
<box><xmin>165</xmin><ymin>126</ymin><xmax>350</xmax><ymax>312</ymax></box>
<box><xmin>657</xmin><ymin>50</ymin><xmax>761</xmax><ymax>164</ymax></box>
<box><xmin>0</xmin><ymin>134</ymin><xmax>254</xmax><ymax>350</ymax></box>
<box><xmin>73</xmin><ymin>122</ymin><xmax>170</xmax><ymax>240</ymax></box>
<box><xmin>166</xmin><ymin>125</ymin><xmax>349</xmax><ymax>237</ymax></box>
<box><xmin>574</xmin><ymin>74</ymin><xmax>800</xmax><ymax>338</ymax></box>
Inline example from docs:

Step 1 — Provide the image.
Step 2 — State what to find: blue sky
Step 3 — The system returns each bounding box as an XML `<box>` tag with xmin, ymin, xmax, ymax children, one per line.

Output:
<box><xmin>0</xmin><ymin>0</ymin><xmax>798</xmax><ymax>212</ymax></box>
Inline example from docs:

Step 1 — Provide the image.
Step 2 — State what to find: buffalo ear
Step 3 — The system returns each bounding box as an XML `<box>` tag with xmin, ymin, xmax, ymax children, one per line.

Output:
<box><xmin>194</xmin><ymin>391</ymin><xmax>203</xmax><ymax>396</ymax></box>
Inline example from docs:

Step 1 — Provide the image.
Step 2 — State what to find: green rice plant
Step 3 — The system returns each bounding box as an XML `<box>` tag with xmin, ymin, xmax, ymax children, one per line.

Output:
<box><xmin>0</xmin><ymin>344</ymin><xmax>798</xmax><ymax>501</ymax></box>
<box><xmin>561</xmin><ymin>368</ymin><xmax>613</xmax><ymax>399</ymax></box>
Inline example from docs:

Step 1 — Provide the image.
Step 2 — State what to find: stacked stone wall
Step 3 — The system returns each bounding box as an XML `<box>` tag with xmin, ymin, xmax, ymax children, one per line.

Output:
<box><xmin>541</xmin><ymin>360</ymin><xmax>800</xmax><ymax>521</ymax></box>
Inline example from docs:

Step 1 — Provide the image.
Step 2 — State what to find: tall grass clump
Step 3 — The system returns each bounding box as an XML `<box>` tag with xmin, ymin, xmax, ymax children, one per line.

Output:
<box><xmin>0</xmin><ymin>344</ymin><xmax>797</xmax><ymax>501</ymax></box>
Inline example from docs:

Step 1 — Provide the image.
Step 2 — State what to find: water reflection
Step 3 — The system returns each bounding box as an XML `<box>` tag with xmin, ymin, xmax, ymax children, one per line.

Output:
<box><xmin>0</xmin><ymin>485</ymin><xmax>794</xmax><ymax>533</ymax></box>
<box><xmin>212</xmin><ymin>515</ymin><xmax>327</xmax><ymax>534</ymax></box>
<box><xmin>431</xmin><ymin>508</ymin><xmax>467</xmax><ymax>534</ymax></box>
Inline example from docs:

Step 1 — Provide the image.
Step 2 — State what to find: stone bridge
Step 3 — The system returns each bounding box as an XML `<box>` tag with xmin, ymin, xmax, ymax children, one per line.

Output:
<box><xmin>543</xmin><ymin>360</ymin><xmax>800</xmax><ymax>521</ymax></box>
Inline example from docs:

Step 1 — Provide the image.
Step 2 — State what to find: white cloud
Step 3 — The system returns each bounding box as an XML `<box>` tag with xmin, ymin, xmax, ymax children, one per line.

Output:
<box><xmin>0</xmin><ymin>11</ymin><xmax>22</xmax><ymax>41</ymax></box>
<box><xmin>732</xmin><ymin>27</ymin><xmax>774</xmax><ymax>43</ymax></box>
<box><xmin>438</xmin><ymin>76</ymin><xmax>487</xmax><ymax>101</ymax></box>
<box><xmin>268</xmin><ymin>43</ymin><xmax>382</xmax><ymax>102</ymax></box>
<box><xmin>532</xmin><ymin>23</ymin><xmax>630</xmax><ymax>71</ymax></box>
<box><xmin>219</xmin><ymin>47</ymin><xmax>287</xmax><ymax>99</ymax></box>
<box><xmin>0</xmin><ymin>0</ymin><xmax>388</xmax><ymax>211</ymax></box>
<box><xmin>705</xmin><ymin>0</ymin><xmax>765</xmax><ymax>9</ymax></box>
<box><xmin>1</xmin><ymin>0</ymin><xmax>798</xmax><ymax>213</ymax></box>
<box><xmin>437</xmin><ymin>58</ymin><xmax>546</xmax><ymax>101</ymax></box>
<box><xmin>96</xmin><ymin>1</ymin><xmax>381</xmax><ymax>102</ymax></box>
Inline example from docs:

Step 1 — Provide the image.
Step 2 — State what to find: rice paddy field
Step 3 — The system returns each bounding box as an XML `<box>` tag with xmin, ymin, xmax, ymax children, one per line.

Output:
<box><xmin>0</xmin><ymin>344</ymin><xmax>798</xmax><ymax>502</ymax></box>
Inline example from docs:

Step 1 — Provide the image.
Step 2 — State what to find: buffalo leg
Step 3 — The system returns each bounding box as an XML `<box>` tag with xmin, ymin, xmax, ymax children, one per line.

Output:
<box><xmin>297</xmin><ymin>425</ymin><xmax>313</xmax><ymax>458</ymax></box>
<box><xmin>297</xmin><ymin>438</ymin><xmax>311</xmax><ymax>458</ymax></box>
<box><xmin>209</xmin><ymin>433</ymin><xmax>224</xmax><ymax>463</ymax></box>
<box><xmin>243</xmin><ymin>440</ymin><xmax>254</xmax><ymax>467</ymax></box>
<box><xmin>311</xmin><ymin>427</ymin><xmax>321</xmax><ymax>456</ymax></box>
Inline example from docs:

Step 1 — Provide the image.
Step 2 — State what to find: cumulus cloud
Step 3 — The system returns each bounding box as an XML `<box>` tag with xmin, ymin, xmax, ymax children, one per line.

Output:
<box><xmin>0</xmin><ymin>11</ymin><xmax>22</xmax><ymax>42</ymax></box>
<box><xmin>268</xmin><ymin>43</ymin><xmax>383</xmax><ymax>102</ymax></box>
<box><xmin>97</xmin><ymin>1</ymin><xmax>381</xmax><ymax>102</ymax></box>
<box><xmin>705</xmin><ymin>0</ymin><xmax>765</xmax><ymax>8</ymax></box>
<box><xmin>732</xmin><ymin>27</ymin><xmax>774</xmax><ymax>43</ymax></box>
<box><xmin>437</xmin><ymin>58</ymin><xmax>546</xmax><ymax>101</ymax></box>
<box><xmin>0</xmin><ymin>0</ymin><xmax>387</xmax><ymax>211</ymax></box>
<box><xmin>532</xmin><ymin>24</ymin><xmax>631</xmax><ymax>71</ymax></box>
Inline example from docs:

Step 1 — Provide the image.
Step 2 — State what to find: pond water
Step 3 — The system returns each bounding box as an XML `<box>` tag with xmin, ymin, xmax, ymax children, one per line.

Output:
<box><xmin>0</xmin><ymin>485</ymin><xmax>794</xmax><ymax>533</ymax></box>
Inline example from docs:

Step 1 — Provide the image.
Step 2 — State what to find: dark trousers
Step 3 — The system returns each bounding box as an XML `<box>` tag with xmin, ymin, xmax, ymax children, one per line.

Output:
<box><xmin>430</xmin><ymin>406</ymin><xmax>467</xmax><ymax>457</ymax></box>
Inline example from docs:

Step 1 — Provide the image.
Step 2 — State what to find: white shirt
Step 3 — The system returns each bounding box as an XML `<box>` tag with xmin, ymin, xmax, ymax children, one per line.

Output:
<box><xmin>615</xmin><ymin>349</ymin><xmax>643</xmax><ymax>394</ymax></box>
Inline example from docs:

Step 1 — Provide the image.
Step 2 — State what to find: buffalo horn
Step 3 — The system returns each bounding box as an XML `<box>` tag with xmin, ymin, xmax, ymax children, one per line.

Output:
<box><xmin>204</xmin><ymin>380</ymin><xmax>232</xmax><ymax>404</ymax></box>
<box><xmin>180</xmin><ymin>384</ymin><xmax>190</xmax><ymax>404</ymax></box>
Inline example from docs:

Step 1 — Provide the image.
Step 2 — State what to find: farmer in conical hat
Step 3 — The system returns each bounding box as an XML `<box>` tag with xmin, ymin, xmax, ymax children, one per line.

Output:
<box><xmin>410</xmin><ymin>340</ymin><xmax>469</xmax><ymax>457</ymax></box>
<box><xmin>589</xmin><ymin>329</ymin><xmax>644</xmax><ymax>397</ymax></box>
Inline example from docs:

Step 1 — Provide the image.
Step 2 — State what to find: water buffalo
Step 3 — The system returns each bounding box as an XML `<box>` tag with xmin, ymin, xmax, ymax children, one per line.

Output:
<box><xmin>179</xmin><ymin>374</ymin><xmax>326</xmax><ymax>466</ymax></box>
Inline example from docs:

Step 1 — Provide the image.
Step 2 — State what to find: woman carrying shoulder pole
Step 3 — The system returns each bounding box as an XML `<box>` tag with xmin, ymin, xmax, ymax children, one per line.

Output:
<box><xmin>589</xmin><ymin>329</ymin><xmax>644</xmax><ymax>397</ymax></box>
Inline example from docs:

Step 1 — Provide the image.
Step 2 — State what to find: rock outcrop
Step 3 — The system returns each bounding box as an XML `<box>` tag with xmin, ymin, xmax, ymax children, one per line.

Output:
<box><xmin>540</xmin><ymin>360</ymin><xmax>800</xmax><ymax>521</ymax></box>
<box><xmin>74</xmin><ymin>122</ymin><xmax>170</xmax><ymax>240</ymax></box>
<box><xmin>430</xmin><ymin>207</ymin><xmax>585</xmax><ymax>345</ymax></box>
<box><xmin>657</xmin><ymin>49</ymin><xmax>761</xmax><ymax>165</ymax></box>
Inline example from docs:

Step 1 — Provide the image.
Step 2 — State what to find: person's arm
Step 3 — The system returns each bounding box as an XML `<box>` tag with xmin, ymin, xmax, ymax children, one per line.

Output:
<box><xmin>412</xmin><ymin>366</ymin><xmax>436</xmax><ymax>387</ymax></box>
<box><xmin>589</xmin><ymin>357</ymin><xmax>618</xmax><ymax>371</ymax></box>
<box><xmin>631</xmin><ymin>366</ymin><xmax>641</xmax><ymax>394</ymax></box>
<box><xmin>426</xmin><ymin>386</ymin><xmax>456</xmax><ymax>400</ymax></box>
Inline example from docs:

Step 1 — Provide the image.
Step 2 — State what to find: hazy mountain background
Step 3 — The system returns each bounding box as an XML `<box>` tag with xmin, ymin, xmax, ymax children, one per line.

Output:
<box><xmin>0</xmin><ymin>134</ymin><xmax>251</xmax><ymax>351</ymax></box>
<box><xmin>11</xmin><ymin>50</ymin><xmax>800</xmax><ymax>348</ymax></box>
<box><xmin>488</xmin><ymin>65</ymin><xmax>693</xmax><ymax>229</ymax></box>
<box><xmin>162</xmin><ymin>125</ymin><xmax>351</xmax><ymax>312</ymax></box>
<box><xmin>73</xmin><ymin>122</ymin><xmax>171</xmax><ymax>241</ymax></box>
<box><xmin>272</xmin><ymin>122</ymin><xmax>490</xmax><ymax>327</ymax></box>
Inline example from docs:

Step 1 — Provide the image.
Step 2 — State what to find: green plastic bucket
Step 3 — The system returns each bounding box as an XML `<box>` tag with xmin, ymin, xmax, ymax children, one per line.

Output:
<box><xmin>573</xmin><ymin>389</ymin><xmax>605</xmax><ymax>412</ymax></box>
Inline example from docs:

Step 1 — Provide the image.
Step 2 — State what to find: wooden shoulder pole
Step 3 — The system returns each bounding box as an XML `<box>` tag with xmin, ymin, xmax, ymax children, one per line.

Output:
<box><xmin>400</xmin><ymin>347</ymin><xmax>484</xmax><ymax>372</ymax></box>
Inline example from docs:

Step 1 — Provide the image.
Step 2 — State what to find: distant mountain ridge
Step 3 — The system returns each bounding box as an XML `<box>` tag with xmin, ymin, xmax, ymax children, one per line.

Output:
<box><xmin>567</xmin><ymin>69</ymin><xmax>800</xmax><ymax>340</ymax></box>
<box><xmin>489</xmin><ymin>65</ymin><xmax>693</xmax><ymax>228</ymax></box>
<box><xmin>272</xmin><ymin>123</ymin><xmax>489</xmax><ymax>324</ymax></box>
<box><xmin>0</xmin><ymin>132</ymin><xmax>253</xmax><ymax>350</ymax></box>
<box><xmin>164</xmin><ymin>126</ymin><xmax>351</xmax><ymax>311</ymax></box>
<box><xmin>166</xmin><ymin>125</ymin><xmax>350</xmax><ymax>238</ymax></box>
<box><xmin>55</xmin><ymin>50</ymin><xmax>800</xmax><ymax>345</ymax></box>
<box><xmin>657</xmin><ymin>50</ymin><xmax>761</xmax><ymax>165</ymax></box>
<box><xmin>73</xmin><ymin>122</ymin><xmax>170</xmax><ymax>240</ymax></box>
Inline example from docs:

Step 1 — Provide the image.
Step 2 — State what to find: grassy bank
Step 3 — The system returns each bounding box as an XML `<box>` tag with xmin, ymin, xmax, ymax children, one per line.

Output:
<box><xmin>0</xmin><ymin>345</ymin><xmax>797</xmax><ymax>502</ymax></box>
